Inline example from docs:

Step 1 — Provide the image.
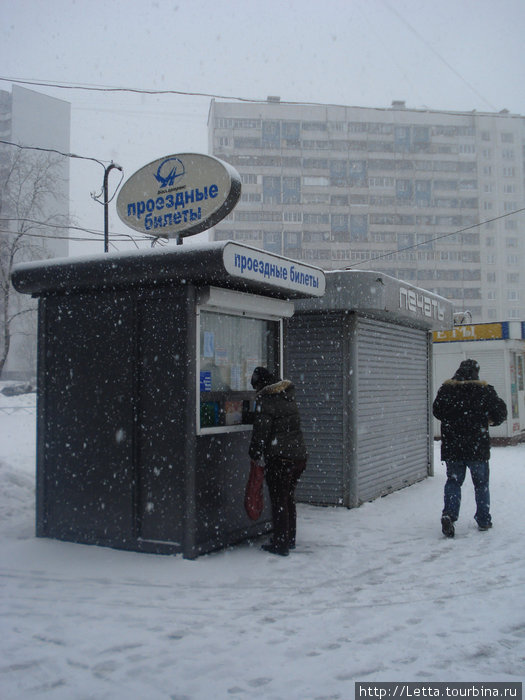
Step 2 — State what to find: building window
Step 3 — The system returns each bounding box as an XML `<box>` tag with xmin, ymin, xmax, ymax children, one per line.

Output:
<box><xmin>281</xmin><ymin>121</ymin><xmax>300</xmax><ymax>147</ymax></box>
<box><xmin>369</xmin><ymin>176</ymin><xmax>395</xmax><ymax>188</ymax></box>
<box><xmin>282</xmin><ymin>176</ymin><xmax>301</xmax><ymax>204</ymax></box>
<box><xmin>262</xmin><ymin>121</ymin><xmax>281</xmax><ymax>148</ymax></box>
<box><xmin>283</xmin><ymin>211</ymin><xmax>302</xmax><ymax>222</ymax></box>
<box><xmin>350</xmin><ymin>214</ymin><xmax>368</xmax><ymax>241</ymax></box>
<box><xmin>240</xmin><ymin>193</ymin><xmax>261</xmax><ymax>203</ymax></box>
<box><xmin>198</xmin><ymin>308</ymin><xmax>280</xmax><ymax>433</ymax></box>
<box><xmin>348</xmin><ymin>160</ymin><xmax>367</xmax><ymax>186</ymax></box>
<box><xmin>303</xmin><ymin>213</ymin><xmax>329</xmax><ymax>225</ymax></box>
<box><xmin>262</xmin><ymin>176</ymin><xmax>281</xmax><ymax>204</ymax></box>
<box><xmin>331</xmin><ymin>194</ymin><xmax>349</xmax><ymax>206</ymax></box>
<box><xmin>263</xmin><ymin>231</ymin><xmax>282</xmax><ymax>254</ymax></box>
<box><xmin>284</xmin><ymin>232</ymin><xmax>301</xmax><ymax>250</ymax></box>
<box><xmin>303</xmin><ymin>176</ymin><xmax>329</xmax><ymax>186</ymax></box>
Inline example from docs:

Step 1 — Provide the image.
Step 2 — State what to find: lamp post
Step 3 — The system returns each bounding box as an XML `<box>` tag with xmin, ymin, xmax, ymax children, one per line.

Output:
<box><xmin>103</xmin><ymin>162</ymin><xmax>123</xmax><ymax>253</ymax></box>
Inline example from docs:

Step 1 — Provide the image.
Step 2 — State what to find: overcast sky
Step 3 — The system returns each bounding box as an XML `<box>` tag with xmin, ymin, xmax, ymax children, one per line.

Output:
<box><xmin>1</xmin><ymin>0</ymin><xmax>524</xmax><ymax>255</ymax></box>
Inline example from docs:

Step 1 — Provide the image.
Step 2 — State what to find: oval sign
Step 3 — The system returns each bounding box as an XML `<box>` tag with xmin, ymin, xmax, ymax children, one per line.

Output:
<box><xmin>116</xmin><ymin>153</ymin><xmax>241</xmax><ymax>240</ymax></box>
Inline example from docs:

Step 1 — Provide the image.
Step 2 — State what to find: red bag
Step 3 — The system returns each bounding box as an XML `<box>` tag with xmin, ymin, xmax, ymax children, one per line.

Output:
<box><xmin>244</xmin><ymin>460</ymin><xmax>264</xmax><ymax>520</ymax></box>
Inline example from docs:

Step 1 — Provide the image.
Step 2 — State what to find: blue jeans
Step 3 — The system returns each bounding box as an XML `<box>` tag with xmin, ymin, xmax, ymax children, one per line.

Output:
<box><xmin>443</xmin><ymin>460</ymin><xmax>491</xmax><ymax>527</ymax></box>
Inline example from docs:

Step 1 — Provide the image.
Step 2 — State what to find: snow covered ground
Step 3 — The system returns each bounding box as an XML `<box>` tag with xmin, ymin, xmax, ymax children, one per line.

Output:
<box><xmin>1</xmin><ymin>387</ymin><xmax>524</xmax><ymax>699</ymax></box>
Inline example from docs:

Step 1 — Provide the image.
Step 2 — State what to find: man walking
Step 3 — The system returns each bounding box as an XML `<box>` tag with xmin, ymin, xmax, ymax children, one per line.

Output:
<box><xmin>433</xmin><ymin>358</ymin><xmax>507</xmax><ymax>538</ymax></box>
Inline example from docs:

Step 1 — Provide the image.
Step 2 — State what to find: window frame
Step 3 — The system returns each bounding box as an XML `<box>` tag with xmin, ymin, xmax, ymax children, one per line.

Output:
<box><xmin>196</xmin><ymin>287</ymin><xmax>290</xmax><ymax>436</ymax></box>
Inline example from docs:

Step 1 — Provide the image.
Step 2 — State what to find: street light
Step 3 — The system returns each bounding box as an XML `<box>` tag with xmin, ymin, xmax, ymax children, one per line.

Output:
<box><xmin>103</xmin><ymin>162</ymin><xmax>123</xmax><ymax>253</ymax></box>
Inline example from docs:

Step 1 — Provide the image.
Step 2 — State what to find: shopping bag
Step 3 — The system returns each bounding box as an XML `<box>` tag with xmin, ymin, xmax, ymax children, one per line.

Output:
<box><xmin>244</xmin><ymin>460</ymin><xmax>264</xmax><ymax>520</ymax></box>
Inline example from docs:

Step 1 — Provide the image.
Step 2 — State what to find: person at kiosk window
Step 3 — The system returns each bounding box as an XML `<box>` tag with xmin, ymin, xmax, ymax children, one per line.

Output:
<box><xmin>432</xmin><ymin>358</ymin><xmax>507</xmax><ymax>538</ymax></box>
<box><xmin>249</xmin><ymin>367</ymin><xmax>307</xmax><ymax>556</ymax></box>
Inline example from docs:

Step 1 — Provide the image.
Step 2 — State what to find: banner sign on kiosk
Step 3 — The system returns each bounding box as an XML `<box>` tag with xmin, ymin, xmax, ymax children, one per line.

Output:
<box><xmin>223</xmin><ymin>242</ymin><xmax>325</xmax><ymax>297</ymax></box>
<box><xmin>116</xmin><ymin>153</ymin><xmax>241</xmax><ymax>241</ymax></box>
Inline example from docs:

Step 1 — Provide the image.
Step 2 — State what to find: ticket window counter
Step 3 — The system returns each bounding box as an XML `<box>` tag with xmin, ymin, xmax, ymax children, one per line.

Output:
<box><xmin>196</xmin><ymin>287</ymin><xmax>294</xmax><ymax>434</ymax></box>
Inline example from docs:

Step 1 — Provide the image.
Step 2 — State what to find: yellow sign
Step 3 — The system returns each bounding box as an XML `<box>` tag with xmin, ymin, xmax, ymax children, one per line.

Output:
<box><xmin>433</xmin><ymin>323</ymin><xmax>504</xmax><ymax>343</ymax></box>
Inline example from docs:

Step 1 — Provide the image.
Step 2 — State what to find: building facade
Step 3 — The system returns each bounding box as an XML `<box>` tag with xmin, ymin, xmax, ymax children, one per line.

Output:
<box><xmin>0</xmin><ymin>85</ymin><xmax>71</xmax><ymax>376</ymax></box>
<box><xmin>208</xmin><ymin>98</ymin><xmax>525</xmax><ymax>323</ymax></box>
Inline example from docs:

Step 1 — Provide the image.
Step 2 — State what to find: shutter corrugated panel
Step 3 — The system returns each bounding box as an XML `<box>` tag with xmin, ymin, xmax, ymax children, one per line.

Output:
<box><xmin>356</xmin><ymin>317</ymin><xmax>430</xmax><ymax>503</ymax></box>
<box><xmin>287</xmin><ymin>315</ymin><xmax>346</xmax><ymax>505</ymax></box>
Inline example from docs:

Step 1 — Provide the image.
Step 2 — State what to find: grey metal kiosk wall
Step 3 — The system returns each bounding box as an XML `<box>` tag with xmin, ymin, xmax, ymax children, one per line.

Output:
<box><xmin>286</xmin><ymin>271</ymin><xmax>453</xmax><ymax>508</ymax></box>
<box><xmin>11</xmin><ymin>241</ymin><xmax>325</xmax><ymax>558</ymax></box>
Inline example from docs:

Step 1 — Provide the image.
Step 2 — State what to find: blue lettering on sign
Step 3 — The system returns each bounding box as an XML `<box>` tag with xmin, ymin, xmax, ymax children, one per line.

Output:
<box><xmin>127</xmin><ymin>185</ymin><xmax>219</xmax><ymax>227</ymax></box>
<box><xmin>144</xmin><ymin>207</ymin><xmax>202</xmax><ymax>230</ymax></box>
<box><xmin>233</xmin><ymin>254</ymin><xmax>320</xmax><ymax>289</ymax></box>
<box><xmin>154</xmin><ymin>157</ymin><xmax>185</xmax><ymax>188</ymax></box>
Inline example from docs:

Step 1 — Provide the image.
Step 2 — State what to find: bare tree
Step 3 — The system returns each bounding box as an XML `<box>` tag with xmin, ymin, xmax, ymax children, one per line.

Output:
<box><xmin>0</xmin><ymin>146</ymin><xmax>68</xmax><ymax>377</ymax></box>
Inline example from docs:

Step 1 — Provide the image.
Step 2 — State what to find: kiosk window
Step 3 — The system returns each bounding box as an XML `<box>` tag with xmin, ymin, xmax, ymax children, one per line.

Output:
<box><xmin>198</xmin><ymin>310</ymin><xmax>280</xmax><ymax>432</ymax></box>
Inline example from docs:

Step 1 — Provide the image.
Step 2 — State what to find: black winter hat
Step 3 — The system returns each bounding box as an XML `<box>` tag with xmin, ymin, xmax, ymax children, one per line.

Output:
<box><xmin>454</xmin><ymin>359</ymin><xmax>480</xmax><ymax>381</ymax></box>
<box><xmin>251</xmin><ymin>366</ymin><xmax>275</xmax><ymax>390</ymax></box>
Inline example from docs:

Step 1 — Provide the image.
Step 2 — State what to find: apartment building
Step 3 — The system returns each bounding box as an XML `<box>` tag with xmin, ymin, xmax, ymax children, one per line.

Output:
<box><xmin>208</xmin><ymin>98</ymin><xmax>525</xmax><ymax>322</ymax></box>
<box><xmin>0</xmin><ymin>84</ymin><xmax>71</xmax><ymax>259</ymax></box>
<box><xmin>0</xmin><ymin>85</ymin><xmax>70</xmax><ymax>376</ymax></box>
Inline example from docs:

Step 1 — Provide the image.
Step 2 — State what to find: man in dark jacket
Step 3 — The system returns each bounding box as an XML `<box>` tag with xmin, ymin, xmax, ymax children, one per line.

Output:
<box><xmin>249</xmin><ymin>367</ymin><xmax>307</xmax><ymax>556</ymax></box>
<box><xmin>433</xmin><ymin>358</ymin><xmax>507</xmax><ymax>538</ymax></box>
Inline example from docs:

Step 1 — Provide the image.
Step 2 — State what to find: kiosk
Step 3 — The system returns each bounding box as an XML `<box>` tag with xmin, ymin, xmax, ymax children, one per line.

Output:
<box><xmin>433</xmin><ymin>321</ymin><xmax>525</xmax><ymax>442</ymax></box>
<box><xmin>11</xmin><ymin>242</ymin><xmax>325</xmax><ymax>558</ymax></box>
<box><xmin>286</xmin><ymin>270</ymin><xmax>453</xmax><ymax>508</ymax></box>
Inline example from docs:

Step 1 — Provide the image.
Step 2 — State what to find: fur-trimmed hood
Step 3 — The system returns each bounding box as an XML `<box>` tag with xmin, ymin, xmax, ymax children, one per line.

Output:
<box><xmin>256</xmin><ymin>379</ymin><xmax>293</xmax><ymax>397</ymax></box>
<box><xmin>443</xmin><ymin>378</ymin><xmax>488</xmax><ymax>387</ymax></box>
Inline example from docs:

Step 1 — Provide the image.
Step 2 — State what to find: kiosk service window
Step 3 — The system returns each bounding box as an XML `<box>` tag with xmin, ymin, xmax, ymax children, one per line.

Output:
<box><xmin>197</xmin><ymin>287</ymin><xmax>293</xmax><ymax>434</ymax></box>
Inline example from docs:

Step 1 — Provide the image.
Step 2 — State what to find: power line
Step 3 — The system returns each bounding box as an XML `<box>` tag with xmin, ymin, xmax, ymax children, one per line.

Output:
<box><xmin>0</xmin><ymin>75</ymin><xmax>521</xmax><ymax>119</ymax></box>
<box><xmin>344</xmin><ymin>207</ymin><xmax>525</xmax><ymax>270</ymax></box>
<box><xmin>0</xmin><ymin>228</ymin><xmax>149</xmax><ymax>244</ymax></box>
<box><xmin>0</xmin><ymin>138</ymin><xmax>109</xmax><ymax>167</ymax></box>
<box><xmin>380</xmin><ymin>0</ymin><xmax>498</xmax><ymax>112</ymax></box>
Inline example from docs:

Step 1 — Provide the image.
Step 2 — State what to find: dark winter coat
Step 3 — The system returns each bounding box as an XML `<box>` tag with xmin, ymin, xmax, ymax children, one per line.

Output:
<box><xmin>432</xmin><ymin>378</ymin><xmax>507</xmax><ymax>462</ymax></box>
<box><xmin>248</xmin><ymin>380</ymin><xmax>307</xmax><ymax>463</ymax></box>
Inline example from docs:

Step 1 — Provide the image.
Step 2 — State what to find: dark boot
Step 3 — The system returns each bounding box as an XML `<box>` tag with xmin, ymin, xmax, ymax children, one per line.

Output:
<box><xmin>441</xmin><ymin>515</ymin><xmax>455</xmax><ymax>538</ymax></box>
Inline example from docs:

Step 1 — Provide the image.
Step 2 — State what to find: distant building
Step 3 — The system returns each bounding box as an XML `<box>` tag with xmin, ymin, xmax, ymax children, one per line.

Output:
<box><xmin>0</xmin><ymin>85</ymin><xmax>71</xmax><ymax>376</ymax></box>
<box><xmin>0</xmin><ymin>84</ymin><xmax>71</xmax><ymax>257</ymax></box>
<box><xmin>208</xmin><ymin>98</ymin><xmax>525</xmax><ymax>323</ymax></box>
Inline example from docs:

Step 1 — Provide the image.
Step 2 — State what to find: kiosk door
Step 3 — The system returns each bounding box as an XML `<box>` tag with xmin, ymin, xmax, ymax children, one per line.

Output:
<box><xmin>135</xmin><ymin>295</ymin><xmax>186</xmax><ymax>546</ymax></box>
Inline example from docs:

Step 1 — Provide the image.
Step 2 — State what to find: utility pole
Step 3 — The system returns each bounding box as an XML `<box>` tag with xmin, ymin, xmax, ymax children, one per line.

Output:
<box><xmin>103</xmin><ymin>162</ymin><xmax>123</xmax><ymax>252</ymax></box>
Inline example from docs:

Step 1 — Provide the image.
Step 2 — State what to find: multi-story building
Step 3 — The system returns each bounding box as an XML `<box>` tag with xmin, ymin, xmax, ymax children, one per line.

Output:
<box><xmin>208</xmin><ymin>98</ymin><xmax>525</xmax><ymax>322</ymax></box>
<box><xmin>0</xmin><ymin>84</ymin><xmax>71</xmax><ymax>258</ymax></box>
<box><xmin>0</xmin><ymin>85</ymin><xmax>70</xmax><ymax>376</ymax></box>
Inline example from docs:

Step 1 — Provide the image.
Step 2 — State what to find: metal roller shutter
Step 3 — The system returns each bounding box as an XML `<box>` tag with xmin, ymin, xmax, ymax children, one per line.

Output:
<box><xmin>287</xmin><ymin>314</ymin><xmax>346</xmax><ymax>505</ymax></box>
<box><xmin>356</xmin><ymin>317</ymin><xmax>431</xmax><ymax>503</ymax></box>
